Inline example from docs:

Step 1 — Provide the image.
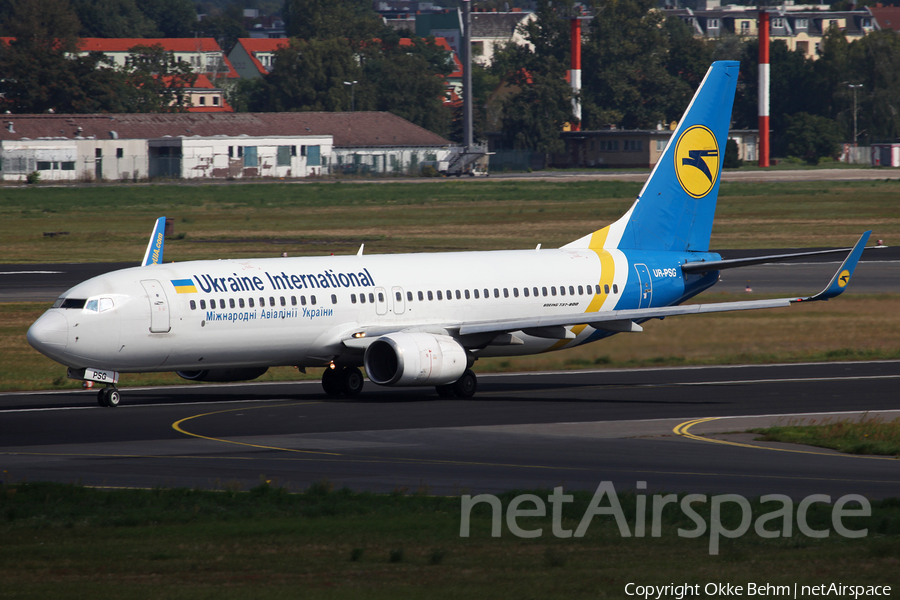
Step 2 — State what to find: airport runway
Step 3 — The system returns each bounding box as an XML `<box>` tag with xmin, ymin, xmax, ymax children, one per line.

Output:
<box><xmin>1</xmin><ymin>362</ymin><xmax>898</xmax><ymax>499</ymax></box>
<box><xmin>1</xmin><ymin>247</ymin><xmax>898</xmax><ymax>301</ymax></box>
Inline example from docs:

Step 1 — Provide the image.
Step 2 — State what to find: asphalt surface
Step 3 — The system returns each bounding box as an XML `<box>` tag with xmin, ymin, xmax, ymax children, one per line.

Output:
<box><xmin>1</xmin><ymin>247</ymin><xmax>898</xmax><ymax>301</ymax></box>
<box><xmin>2</xmin><ymin>362</ymin><xmax>898</xmax><ymax>499</ymax></box>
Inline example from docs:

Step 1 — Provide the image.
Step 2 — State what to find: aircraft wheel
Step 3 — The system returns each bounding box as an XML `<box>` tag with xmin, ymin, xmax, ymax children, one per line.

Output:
<box><xmin>340</xmin><ymin>367</ymin><xmax>364</xmax><ymax>397</ymax></box>
<box><xmin>435</xmin><ymin>384</ymin><xmax>455</xmax><ymax>398</ymax></box>
<box><xmin>97</xmin><ymin>388</ymin><xmax>109</xmax><ymax>407</ymax></box>
<box><xmin>106</xmin><ymin>388</ymin><xmax>121</xmax><ymax>407</ymax></box>
<box><xmin>452</xmin><ymin>369</ymin><xmax>477</xmax><ymax>398</ymax></box>
<box><xmin>322</xmin><ymin>367</ymin><xmax>343</xmax><ymax>397</ymax></box>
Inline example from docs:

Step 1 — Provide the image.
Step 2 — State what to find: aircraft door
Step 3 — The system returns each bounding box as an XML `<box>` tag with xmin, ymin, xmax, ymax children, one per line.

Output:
<box><xmin>140</xmin><ymin>279</ymin><xmax>171</xmax><ymax>333</ymax></box>
<box><xmin>634</xmin><ymin>264</ymin><xmax>653</xmax><ymax>309</ymax></box>
<box><xmin>374</xmin><ymin>287</ymin><xmax>388</xmax><ymax>316</ymax></box>
<box><xmin>392</xmin><ymin>287</ymin><xmax>405</xmax><ymax>314</ymax></box>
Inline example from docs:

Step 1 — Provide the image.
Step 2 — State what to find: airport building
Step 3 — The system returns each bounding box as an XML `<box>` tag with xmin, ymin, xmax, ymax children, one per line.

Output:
<box><xmin>0</xmin><ymin>112</ymin><xmax>454</xmax><ymax>182</ymax></box>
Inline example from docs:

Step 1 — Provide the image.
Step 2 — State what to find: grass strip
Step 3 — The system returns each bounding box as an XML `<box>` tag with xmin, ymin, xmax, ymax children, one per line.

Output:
<box><xmin>1</xmin><ymin>179</ymin><xmax>899</xmax><ymax>262</ymax></box>
<box><xmin>751</xmin><ymin>415</ymin><xmax>900</xmax><ymax>456</ymax></box>
<box><xmin>0</xmin><ymin>482</ymin><xmax>898</xmax><ymax>598</ymax></box>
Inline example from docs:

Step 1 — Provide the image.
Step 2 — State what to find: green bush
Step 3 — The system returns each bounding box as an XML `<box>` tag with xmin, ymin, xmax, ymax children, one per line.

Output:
<box><xmin>25</xmin><ymin>171</ymin><xmax>40</xmax><ymax>184</ymax></box>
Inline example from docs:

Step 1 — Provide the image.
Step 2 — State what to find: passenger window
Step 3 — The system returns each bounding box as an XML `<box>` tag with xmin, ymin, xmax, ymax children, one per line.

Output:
<box><xmin>437</xmin><ymin>291</ymin><xmax>443</xmax><ymax>300</ymax></box>
<box><xmin>559</xmin><ymin>286</ymin><xmax>566</xmax><ymax>296</ymax></box>
<box><xmin>465</xmin><ymin>289</ymin><xmax>470</xmax><ymax>299</ymax></box>
<box><xmin>551</xmin><ymin>287</ymin><xmax>557</xmax><ymax>296</ymax></box>
<box><xmin>613</xmin><ymin>284</ymin><xmax>619</xmax><ymax>294</ymax></box>
<box><xmin>190</xmin><ymin>300</ymin><xmax>197</xmax><ymax>310</ymax></box>
<box><xmin>513</xmin><ymin>288</ymin><xmax>519</xmax><ymax>297</ymax></box>
<box><xmin>524</xmin><ymin>287</ymin><xmax>529</xmax><ymax>297</ymax></box>
<box><xmin>493</xmin><ymin>288</ymin><xmax>499</xmax><ymax>298</ymax></box>
<box><xmin>542</xmin><ymin>287</ymin><xmax>548</xmax><ymax>296</ymax></box>
<box><xmin>311</xmin><ymin>295</ymin><xmax>317</xmax><ymax>305</ymax></box>
<box><xmin>370</xmin><ymin>293</ymin><xmax>376</xmax><ymax>303</ymax></box>
<box><xmin>291</xmin><ymin>296</ymin><xmax>297</xmax><ymax>306</ymax></box>
<box><xmin>604</xmin><ymin>285</ymin><xmax>610</xmax><ymax>294</ymax></box>
<box><xmin>331</xmin><ymin>294</ymin><xmax>337</xmax><ymax>304</ymax></box>
<box><xmin>351</xmin><ymin>294</ymin><xmax>357</xmax><ymax>304</ymax></box>
<box><xmin>200</xmin><ymin>299</ymin><xmax>206</xmax><ymax>309</ymax></box>
<box><xmin>445</xmin><ymin>290</ymin><xmax>451</xmax><ymax>300</ymax></box>
<box><xmin>455</xmin><ymin>290</ymin><xmax>461</xmax><ymax>300</ymax></box>
<box><xmin>578</xmin><ymin>285</ymin><xmax>584</xmax><ymax>295</ymax></box>
<box><xmin>99</xmin><ymin>298</ymin><xmax>114</xmax><ymax>312</ymax></box>
<box><xmin>259</xmin><ymin>297</ymin><xmax>264</xmax><ymax>307</ymax></box>
<box><xmin>249</xmin><ymin>298</ymin><xmax>254</xmax><ymax>308</ymax></box>
<box><xmin>269</xmin><ymin>297</ymin><xmax>275</xmax><ymax>307</ymax></box>
<box><xmin>220</xmin><ymin>299</ymin><xmax>226</xmax><ymax>309</ymax></box>
<box><xmin>569</xmin><ymin>286</ymin><xmax>575</xmax><ymax>295</ymax></box>
<box><xmin>396</xmin><ymin>291</ymin><xmax>402</xmax><ymax>302</ymax></box>
<box><xmin>280</xmin><ymin>297</ymin><xmax>286</xmax><ymax>307</ymax></box>
<box><xmin>229</xmin><ymin>298</ymin><xmax>235</xmax><ymax>308</ymax></box>
<box><xmin>503</xmin><ymin>288</ymin><xmax>509</xmax><ymax>298</ymax></box>
<box><xmin>474</xmin><ymin>289</ymin><xmax>480</xmax><ymax>299</ymax></box>
<box><xmin>239</xmin><ymin>298</ymin><xmax>245</xmax><ymax>308</ymax></box>
<box><xmin>418</xmin><ymin>291</ymin><xmax>424</xmax><ymax>301</ymax></box>
<box><xmin>428</xmin><ymin>291</ymin><xmax>434</xmax><ymax>301</ymax></box>
<box><xmin>483</xmin><ymin>288</ymin><xmax>489</xmax><ymax>299</ymax></box>
<box><xmin>595</xmin><ymin>284</ymin><xmax>602</xmax><ymax>295</ymax></box>
<box><xmin>407</xmin><ymin>291</ymin><xmax>413</xmax><ymax>301</ymax></box>
<box><xmin>301</xmin><ymin>296</ymin><xmax>307</xmax><ymax>306</ymax></box>
<box><xmin>533</xmin><ymin>287</ymin><xmax>539</xmax><ymax>297</ymax></box>
<box><xmin>360</xmin><ymin>293</ymin><xmax>366</xmax><ymax>304</ymax></box>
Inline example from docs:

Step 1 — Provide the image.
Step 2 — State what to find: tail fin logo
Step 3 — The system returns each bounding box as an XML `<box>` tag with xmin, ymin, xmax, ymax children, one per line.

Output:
<box><xmin>674</xmin><ymin>125</ymin><xmax>720</xmax><ymax>199</ymax></box>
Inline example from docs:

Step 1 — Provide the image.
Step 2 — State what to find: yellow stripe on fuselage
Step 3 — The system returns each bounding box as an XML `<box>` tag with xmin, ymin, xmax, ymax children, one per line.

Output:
<box><xmin>173</xmin><ymin>285</ymin><xmax>198</xmax><ymax>294</ymax></box>
<box><xmin>543</xmin><ymin>226</ymin><xmax>619</xmax><ymax>352</ymax></box>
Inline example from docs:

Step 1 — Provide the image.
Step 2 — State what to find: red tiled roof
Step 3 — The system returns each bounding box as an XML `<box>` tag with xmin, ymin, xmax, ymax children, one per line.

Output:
<box><xmin>0</xmin><ymin>112</ymin><xmax>451</xmax><ymax>148</ymax></box>
<box><xmin>871</xmin><ymin>6</ymin><xmax>900</xmax><ymax>30</ymax></box>
<box><xmin>78</xmin><ymin>38</ymin><xmax>223</xmax><ymax>53</ymax></box>
<box><xmin>237</xmin><ymin>38</ymin><xmax>291</xmax><ymax>53</ymax></box>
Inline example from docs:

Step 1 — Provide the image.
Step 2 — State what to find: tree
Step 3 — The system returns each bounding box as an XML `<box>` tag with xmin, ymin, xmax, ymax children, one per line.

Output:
<box><xmin>70</xmin><ymin>0</ymin><xmax>157</xmax><ymax>38</ymax></box>
<box><xmin>282</xmin><ymin>0</ymin><xmax>381</xmax><ymax>43</ymax></box>
<box><xmin>119</xmin><ymin>44</ymin><xmax>198</xmax><ymax>112</ymax></box>
<box><xmin>580</xmin><ymin>0</ymin><xmax>686</xmax><ymax>129</ymax></box>
<box><xmin>497</xmin><ymin>63</ymin><xmax>573</xmax><ymax>152</ymax></box>
<box><xmin>194</xmin><ymin>4</ymin><xmax>248</xmax><ymax>55</ymax></box>
<box><xmin>784</xmin><ymin>112</ymin><xmax>842</xmax><ymax>164</ymax></box>
<box><xmin>138</xmin><ymin>0</ymin><xmax>197</xmax><ymax>38</ymax></box>
<box><xmin>249</xmin><ymin>38</ymin><xmax>361</xmax><ymax>112</ymax></box>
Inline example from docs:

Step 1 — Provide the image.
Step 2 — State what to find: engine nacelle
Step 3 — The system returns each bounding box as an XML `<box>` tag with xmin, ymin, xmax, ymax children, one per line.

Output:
<box><xmin>176</xmin><ymin>367</ymin><xmax>268</xmax><ymax>382</ymax></box>
<box><xmin>364</xmin><ymin>332</ymin><xmax>467</xmax><ymax>386</ymax></box>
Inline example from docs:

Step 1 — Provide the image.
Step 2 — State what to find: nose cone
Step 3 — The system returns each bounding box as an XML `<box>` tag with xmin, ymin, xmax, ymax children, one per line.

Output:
<box><xmin>27</xmin><ymin>311</ymin><xmax>68</xmax><ymax>356</ymax></box>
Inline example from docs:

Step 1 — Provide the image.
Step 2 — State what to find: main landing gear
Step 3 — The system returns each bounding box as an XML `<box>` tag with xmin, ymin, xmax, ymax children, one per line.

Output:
<box><xmin>435</xmin><ymin>369</ymin><xmax>477</xmax><ymax>399</ymax></box>
<box><xmin>97</xmin><ymin>385</ymin><xmax>121</xmax><ymax>408</ymax></box>
<box><xmin>322</xmin><ymin>366</ymin><xmax>365</xmax><ymax>397</ymax></box>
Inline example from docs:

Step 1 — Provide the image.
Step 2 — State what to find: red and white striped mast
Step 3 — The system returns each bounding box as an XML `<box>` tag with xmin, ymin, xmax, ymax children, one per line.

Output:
<box><xmin>758</xmin><ymin>5</ymin><xmax>770</xmax><ymax>167</ymax></box>
<box><xmin>569</xmin><ymin>16</ymin><xmax>583</xmax><ymax>131</ymax></box>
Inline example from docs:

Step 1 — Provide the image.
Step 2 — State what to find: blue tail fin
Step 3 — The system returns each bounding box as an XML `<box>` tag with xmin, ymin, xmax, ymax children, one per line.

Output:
<box><xmin>564</xmin><ymin>61</ymin><xmax>740</xmax><ymax>253</ymax></box>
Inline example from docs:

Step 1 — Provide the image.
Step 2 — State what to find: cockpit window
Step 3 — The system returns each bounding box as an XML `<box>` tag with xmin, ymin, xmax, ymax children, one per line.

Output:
<box><xmin>99</xmin><ymin>298</ymin><xmax>114</xmax><ymax>312</ymax></box>
<box><xmin>85</xmin><ymin>299</ymin><xmax>99</xmax><ymax>312</ymax></box>
<box><xmin>58</xmin><ymin>298</ymin><xmax>86</xmax><ymax>309</ymax></box>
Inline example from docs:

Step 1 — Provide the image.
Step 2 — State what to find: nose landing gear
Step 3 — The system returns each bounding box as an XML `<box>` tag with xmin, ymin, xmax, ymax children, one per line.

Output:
<box><xmin>97</xmin><ymin>385</ymin><xmax>121</xmax><ymax>408</ymax></box>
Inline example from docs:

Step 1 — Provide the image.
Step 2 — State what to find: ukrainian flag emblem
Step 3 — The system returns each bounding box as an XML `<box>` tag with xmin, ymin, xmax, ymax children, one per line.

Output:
<box><xmin>171</xmin><ymin>278</ymin><xmax>198</xmax><ymax>294</ymax></box>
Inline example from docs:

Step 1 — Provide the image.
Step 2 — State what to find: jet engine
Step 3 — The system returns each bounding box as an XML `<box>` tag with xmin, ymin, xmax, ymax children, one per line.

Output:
<box><xmin>176</xmin><ymin>367</ymin><xmax>269</xmax><ymax>382</ymax></box>
<box><xmin>364</xmin><ymin>332</ymin><xmax>467</xmax><ymax>386</ymax></box>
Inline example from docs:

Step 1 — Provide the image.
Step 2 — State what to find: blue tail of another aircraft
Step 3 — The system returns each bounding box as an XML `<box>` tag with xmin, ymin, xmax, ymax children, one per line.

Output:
<box><xmin>565</xmin><ymin>61</ymin><xmax>740</xmax><ymax>253</ymax></box>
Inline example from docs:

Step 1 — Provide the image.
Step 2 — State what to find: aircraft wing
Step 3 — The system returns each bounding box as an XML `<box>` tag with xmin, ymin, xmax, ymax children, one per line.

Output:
<box><xmin>344</xmin><ymin>231</ymin><xmax>870</xmax><ymax>349</ymax></box>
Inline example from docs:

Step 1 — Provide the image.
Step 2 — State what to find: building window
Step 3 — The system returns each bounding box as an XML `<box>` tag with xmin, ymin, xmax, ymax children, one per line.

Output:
<box><xmin>307</xmin><ymin>145</ymin><xmax>321</xmax><ymax>167</ymax></box>
<box><xmin>199</xmin><ymin>96</ymin><xmax>206</xmax><ymax>105</ymax></box>
<box><xmin>772</xmin><ymin>17</ymin><xmax>785</xmax><ymax>28</ymax></box>
<box><xmin>243</xmin><ymin>146</ymin><xmax>258</xmax><ymax>167</ymax></box>
<box><xmin>116</xmin><ymin>148</ymin><xmax>124</xmax><ymax>158</ymax></box>
<box><xmin>472</xmin><ymin>41</ymin><xmax>484</xmax><ymax>56</ymax></box>
<box><xmin>623</xmin><ymin>140</ymin><xmax>643</xmax><ymax>151</ymax></box>
<box><xmin>796</xmin><ymin>41</ymin><xmax>809</xmax><ymax>55</ymax></box>
<box><xmin>656</xmin><ymin>139</ymin><xmax>667</xmax><ymax>152</ymax></box>
<box><xmin>740</xmin><ymin>21</ymin><xmax>750</xmax><ymax>34</ymax></box>
<box><xmin>599</xmin><ymin>140</ymin><xmax>619</xmax><ymax>151</ymax></box>
<box><xmin>228</xmin><ymin>146</ymin><xmax>234</xmax><ymax>158</ymax></box>
<box><xmin>796</xmin><ymin>18</ymin><xmax>808</xmax><ymax>29</ymax></box>
<box><xmin>212</xmin><ymin>96</ymin><xmax>219</xmax><ymax>106</ymax></box>
<box><xmin>862</xmin><ymin>18</ymin><xmax>872</xmax><ymax>29</ymax></box>
<box><xmin>277</xmin><ymin>145</ymin><xmax>291</xmax><ymax>167</ymax></box>
<box><xmin>707</xmin><ymin>18</ymin><xmax>719</xmax><ymax>29</ymax></box>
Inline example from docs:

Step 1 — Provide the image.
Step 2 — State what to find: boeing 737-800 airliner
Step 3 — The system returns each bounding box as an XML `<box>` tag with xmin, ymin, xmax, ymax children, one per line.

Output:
<box><xmin>27</xmin><ymin>61</ymin><xmax>871</xmax><ymax>407</ymax></box>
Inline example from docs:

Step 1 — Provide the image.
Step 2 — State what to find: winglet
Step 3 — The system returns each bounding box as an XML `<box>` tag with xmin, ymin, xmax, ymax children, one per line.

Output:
<box><xmin>795</xmin><ymin>231</ymin><xmax>871</xmax><ymax>302</ymax></box>
<box><xmin>141</xmin><ymin>217</ymin><xmax>166</xmax><ymax>266</ymax></box>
